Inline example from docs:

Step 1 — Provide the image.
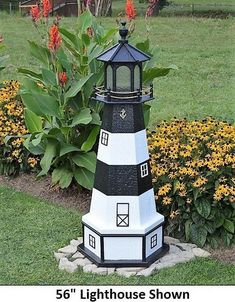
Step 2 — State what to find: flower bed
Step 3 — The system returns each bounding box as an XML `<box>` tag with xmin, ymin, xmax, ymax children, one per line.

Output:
<box><xmin>0</xmin><ymin>80</ymin><xmax>38</xmax><ymax>175</ymax></box>
<box><xmin>148</xmin><ymin>118</ymin><xmax>235</xmax><ymax>247</ymax></box>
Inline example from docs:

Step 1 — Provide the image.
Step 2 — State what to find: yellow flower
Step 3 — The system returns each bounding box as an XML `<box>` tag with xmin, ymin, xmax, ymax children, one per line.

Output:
<box><xmin>158</xmin><ymin>183</ymin><xmax>172</xmax><ymax>196</ymax></box>
<box><xmin>170</xmin><ymin>210</ymin><xmax>180</xmax><ymax>219</ymax></box>
<box><xmin>192</xmin><ymin>177</ymin><xmax>207</xmax><ymax>188</ymax></box>
<box><xmin>162</xmin><ymin>196</ymin><xmax>172</xmax><ymax>205</ymax></box>
<box><xmin>27</xmin><ymin>157</ymin><xmax>38</xmax><ymax>168</ymax></box>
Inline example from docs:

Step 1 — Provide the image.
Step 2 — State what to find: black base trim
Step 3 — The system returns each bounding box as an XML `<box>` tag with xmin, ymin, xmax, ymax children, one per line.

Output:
<box><xmin>78</xmin><ymin>243</ymin><xmax>169</xmax><ymax>268</ymax></box>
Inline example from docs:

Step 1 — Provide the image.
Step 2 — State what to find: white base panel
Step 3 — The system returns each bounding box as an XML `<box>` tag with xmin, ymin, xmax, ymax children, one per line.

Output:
<box><xmin>83</xmin><ymin>188</ymin><xmax>164</xmax><ymax>234</ymax></box>
<box><xmin>84</xmin><ymin>226</ymin><xmax>101</xmax><ymax>258</ymax></box>
<box><xmin>97</xmin><ymin>129</ymin><xmax>149</xmax><ymax>165</ymax></box>
<box><xmin>146</xmin><ymin>226</ymin><xmax>163</xmax><ymax>258</ymax></box>
<box><xmin>104</xmin><ymin>237</ymin><xmax>143</xmax><ymax>260</ymax></box>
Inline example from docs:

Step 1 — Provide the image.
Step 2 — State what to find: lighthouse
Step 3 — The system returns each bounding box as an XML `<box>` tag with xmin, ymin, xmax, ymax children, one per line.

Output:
<box><xmin>78</xmin><ymin>21</ymin><xmax>169</xmax><ymax>267</ymax></box>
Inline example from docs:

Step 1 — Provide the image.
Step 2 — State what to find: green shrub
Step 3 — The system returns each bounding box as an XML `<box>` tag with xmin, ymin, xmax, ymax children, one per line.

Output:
<box><xmin>148</xmin><ymin>118</ymin><xmax>235</xmax><ymax>248</ymax></box>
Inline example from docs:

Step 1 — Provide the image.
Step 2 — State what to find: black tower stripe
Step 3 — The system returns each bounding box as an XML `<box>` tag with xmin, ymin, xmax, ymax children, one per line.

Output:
<box><xmin>101</xmin><ymin>103</ymin><xmax>145</xmax><ymax>133</ymax></box>
<box><xmin>94</xmin><ymin>160</ymin><xmax>153</xmax><ymax>196</ymax></box>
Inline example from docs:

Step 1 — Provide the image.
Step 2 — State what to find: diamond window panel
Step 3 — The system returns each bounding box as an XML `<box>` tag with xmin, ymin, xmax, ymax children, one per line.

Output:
<box><xmin>117</xmin><ymin>203</ymin><xmax>129</xmax><ymax>227</ymax></box>
<box><xmin>151</xmin><ymin>234</ymin><xmax>157</xmax><ymax>249</ymax></box>
<box><xmin>140</xmin><ymin>163</ymin><xmax>148</xmax><ymax>178</ymax></box>
<box><xmin>101</xmin><ymin>131</ymin><xmax>109</xmax><ymax>146</ymax></box>
<box><xmin>89</xmin><ymin>234</ymin><xmax>96</xmax><ymax>249</ymax></box>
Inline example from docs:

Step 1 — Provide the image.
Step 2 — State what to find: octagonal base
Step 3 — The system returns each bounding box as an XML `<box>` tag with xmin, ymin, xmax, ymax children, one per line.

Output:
<box><xmin>78</xmin><ymin>243</ymin><xmax>169</xmax><ymax>268</ymax></box>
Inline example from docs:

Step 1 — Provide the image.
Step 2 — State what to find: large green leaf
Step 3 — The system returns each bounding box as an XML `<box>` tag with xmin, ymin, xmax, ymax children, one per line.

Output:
<box><xmin>71</xmin><ymin>108</ymin><xmax>92</xmax><ymax>126</ymax></box>
<box><xmin>18</xmin><ymin>68</ymin><xmax>43</xmax><ymax>81</ymax></box>
<box><xmin>143</xmin><ymin>104</ymin><xmax>151</xmax><ymax>128</ymax></box>
<box><xmin>214</xmin><ymin>216</ymin><xmax>224</xmax><ymax>228</ymax></box>
<box><xmin>33</xmin><ymin>93</ymin><xmax>60</xmax><ymax>117</ymax></box>
<box><xmin>72</xmin><ymin>151</ymin><xmax>96</xmax><ymax>173</ymax></box>
<box><xmin>195</xmin><ymin>199</ymin><xmax>211</xmax><ymax>219</ymax></box>
<box><xmin>74</xmin><ymin>167</ymin><xmax>94</xmax><ymax>190</ymax></box>
<box><xmin>65</xmin><ymin>74</ymin><xmax>93</xmax><ymax>99</ymax></box>
<box><xmin>24</xmin><ymin>136</ymin><xmax>45</xmax><ymax>155</ymax></box>
<box><xmin>143</xmin><ymin>64</ymin><xmax>178</xmax><ymax>85</ymax></box>
<box><xmin>204</xmin><ymin>221</ymin><xmax>216</xmax><ymax>234</ymax></box>
<box><xmin>28</xmin><ymin>41</ymin><xmax>50</xmax><ymax>66</ymax></box>
<box><xmin>223</xmin><ymin>219</ymin><xmax>234</xmax><ymax>234</ymax></box>
<box><xmin>77</xmin><ymin>10</ymin><xmax>93</xmax><ymax>31</ymax></box>
<box><xmin>59</xmin><ymin>27</ymin><xmax>78</xmax><ymax>48</ymax></box>
<box><xmin>81</xmin><ymin>126</ymin><xmax>100</xmax><ymax>152</ymax></box>
<box><xmin>38</xmin><ymin>139</ymin><xmax>57</xmax><ymax>176</ymax></box>
<box><xmin>91</xmin><ymin>112</ymin><xmax>102</xmax><ymax>126</ymax></box>
<box><xmin>21</xmin><ymin>93</ymin><xmax>43</xmax><ymax>116</ymax></box>
<box><xmin>135</xmin><ymin>39</ymin><xmax>150</xmax><ymax>56</ymax></box>
<box><xmin>189</xmin><ymin>224</ymin><xmax>207</xmax><ymax>247</ymax></box>
<box><xmin>31</xmin><ymin>133</ymin><xmax>44</xmax><ymax>146</ymax></box>
<box><xmin>59</xmin><ymin>143</ymin><xmax>80</xmax><ymax>157</ymax></box>
<box><xmin>24</xmin><ymin>109</ymin><xmax>42</xmax><ymax>133</ymax></box>
<box><xmin>52</xmin><ymin>167</ymin><xmax>73</xmax><ymax>189</ymax></box>
<box><xmin>185</xmin><ymin>220</ymin><xmax>192</xmax><ymax>242</ymax></box>
<box><xmin>42</xmin><ymin>68</ymin><xmax>57</xmax><ymax>86</ymax></box>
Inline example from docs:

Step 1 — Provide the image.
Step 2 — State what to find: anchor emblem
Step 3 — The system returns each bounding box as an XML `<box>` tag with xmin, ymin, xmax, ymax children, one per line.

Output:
<box><xmin>120</xmin><ymin>109</ymin><xmax>127</xmax><ymax>119</ymax></box>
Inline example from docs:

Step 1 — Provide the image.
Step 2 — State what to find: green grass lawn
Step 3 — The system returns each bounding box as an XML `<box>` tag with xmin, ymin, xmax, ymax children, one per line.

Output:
<box><xmin>0</xmin><ymin>15</ymin><xmax>234</xmax><ymax>125</ymax></box>
<box><xmin>111</xmin><ymin>0</ymin><xmax>235</xmax><ymax>16</ymax></box>
<box><xmin>0</xmin><ymin>185</ymin><xmax>235</xmax><ymax>285</ymax></box>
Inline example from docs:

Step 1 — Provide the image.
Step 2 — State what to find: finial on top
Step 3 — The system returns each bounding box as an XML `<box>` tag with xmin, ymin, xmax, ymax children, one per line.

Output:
<box><xmin>119</xmin><ymin>20</ymin><xmax>128</xmax><ymax>42</ymax></box>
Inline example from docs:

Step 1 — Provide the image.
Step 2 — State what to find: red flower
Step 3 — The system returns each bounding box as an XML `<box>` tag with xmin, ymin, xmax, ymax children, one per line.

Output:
<box><xmin>58</xmin><ymin>72</ymin><xmax>67</xmax><ymax>86</ymax></box>
<box><xmin>125</xmin><ymin>0</ymin><xmax>136</xmax><ymax>20</ymax></box>
<box><xmin>48</xmin><ymin>24</ymin><xmax>62</xmax><ymax>52</ymax></box>
<box><xmin>42</xmin><ymin>0</ymin><xmax>51</xmax><ymax>18</ymax></box>
<box><xmin>30</xmin><ymin>5</ymin><xmax>41</xmax><ymax>22</ymax></box>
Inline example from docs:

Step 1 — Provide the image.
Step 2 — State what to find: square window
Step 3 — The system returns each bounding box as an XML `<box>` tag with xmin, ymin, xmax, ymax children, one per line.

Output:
<box><xmin>141</xmin><ymin>163</ymin><xmax>148</xmax><ymax>178</ymax></box>
<box><xmin>101</xmin><ymin>131</ymin><xmax>109</xmax><ymax>146</ymax></box>
<box><xmin>89</xmin><ymin>234</ymin><xmax>96</xmax><ymax>249</ymax></box>
<box><xmin>150</xmin><ymin>234</ymin><xmax>157</xmax><ymax>249</ymax></box>
<box><xmin>117</xmin><ymin>203</ymin><xmax>129</xmax><ymax>227</ymax></box>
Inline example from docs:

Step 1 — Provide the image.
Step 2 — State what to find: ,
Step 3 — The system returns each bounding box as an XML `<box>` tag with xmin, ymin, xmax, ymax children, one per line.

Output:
<box><xmin>78</xmin><ymin>21</ymin><xmax>169</xmax><ymax>267</ymax></box>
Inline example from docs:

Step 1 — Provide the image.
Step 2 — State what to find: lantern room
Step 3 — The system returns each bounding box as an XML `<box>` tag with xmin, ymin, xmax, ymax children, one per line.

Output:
<box><xmin>93</xmin><ymin>21</ymin><xmax>153</xmax><ymax>103</ymax></box>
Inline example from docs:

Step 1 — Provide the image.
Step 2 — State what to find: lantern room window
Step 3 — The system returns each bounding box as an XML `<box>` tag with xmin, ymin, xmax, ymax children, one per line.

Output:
<box><xmin>134</xmin><ymin>65</ymin><xmax>140</xmax><ymax>91</ymax></box>
<box><xmin>106</xmin><ymin>65</ymin><xmax>113</xmax><ymax>90</ymax></box>
<box><xmin>116</xmin><ymin>66</ymin><xmax>131</xmax><ymax>92</ymax></box>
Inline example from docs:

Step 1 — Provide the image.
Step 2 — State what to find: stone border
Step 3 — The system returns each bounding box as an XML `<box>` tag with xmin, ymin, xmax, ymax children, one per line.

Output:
<box><xmin>54</xmin><ymin>237</ymin><xmax>211</xmax><ymax>277</ymax></box>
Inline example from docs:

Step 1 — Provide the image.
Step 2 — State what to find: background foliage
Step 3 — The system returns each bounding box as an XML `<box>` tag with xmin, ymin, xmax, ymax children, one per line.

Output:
<box><xmin>148</xmin><ymin>118</ymin><xmax>235</xmax><ymax>247</ymax></box>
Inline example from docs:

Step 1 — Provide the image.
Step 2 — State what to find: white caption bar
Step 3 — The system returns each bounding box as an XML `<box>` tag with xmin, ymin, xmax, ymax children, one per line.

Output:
<box><xmin>0</xmin><ymin>285</ymin><xmax>234</xmax><ymax>302</ymax></box>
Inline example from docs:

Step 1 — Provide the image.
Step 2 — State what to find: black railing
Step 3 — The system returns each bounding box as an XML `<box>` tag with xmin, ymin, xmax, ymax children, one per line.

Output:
<box><xmin>92</xmin><ymin>85</ymin><xmax>154</xmax><ymax>104</ymax></box>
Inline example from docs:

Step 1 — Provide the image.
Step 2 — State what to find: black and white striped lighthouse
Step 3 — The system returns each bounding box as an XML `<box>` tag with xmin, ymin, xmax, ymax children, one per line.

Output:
<box><xmin>78</xmin><ymin>21</ymin><xmax>169</xmax><ymax>267</ymax></box>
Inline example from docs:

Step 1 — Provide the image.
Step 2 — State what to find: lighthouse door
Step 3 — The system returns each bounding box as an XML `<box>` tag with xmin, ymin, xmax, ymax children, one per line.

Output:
<box><xmin>116</xmin><ymin>203</ymin><xmax>129</xmax><ymax>227</ymax></box>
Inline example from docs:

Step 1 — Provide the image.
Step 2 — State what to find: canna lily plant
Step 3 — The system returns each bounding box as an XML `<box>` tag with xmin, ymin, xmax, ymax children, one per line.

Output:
<box><xmin>19</xmin><ymin>11</ymin><xmax>115</xmax><ymax>189</ymax></box>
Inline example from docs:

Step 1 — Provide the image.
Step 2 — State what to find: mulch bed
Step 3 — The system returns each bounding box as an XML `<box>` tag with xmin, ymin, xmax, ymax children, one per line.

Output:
<box><xmin>0</xmin><ymin>172</ymin><xmax>234</xmax><ymax>265</ymax></box>
<box><xmin>0</xmin><ymin>173</ymin><xmax>91</xmax><ymax>214</ymax></box>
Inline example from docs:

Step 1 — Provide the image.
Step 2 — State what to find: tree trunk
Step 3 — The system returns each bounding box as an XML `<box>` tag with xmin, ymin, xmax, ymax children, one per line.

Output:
<box><xmin>78</xmin><ymin>0</ymin><xmax>112</xmax><ymax>17</ymax></box>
